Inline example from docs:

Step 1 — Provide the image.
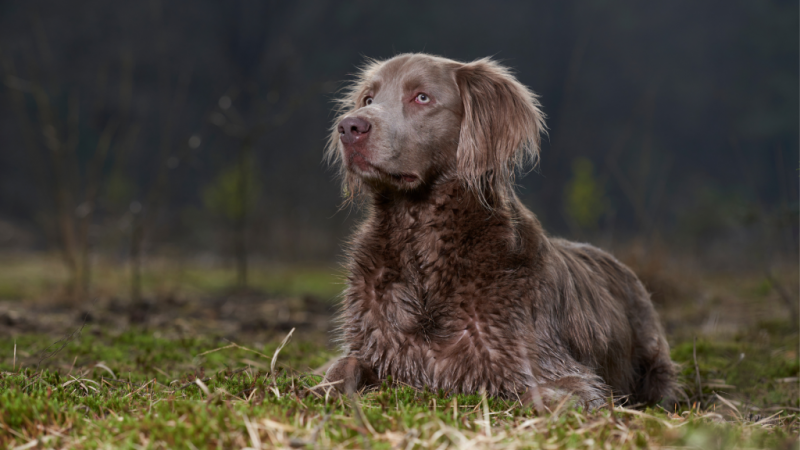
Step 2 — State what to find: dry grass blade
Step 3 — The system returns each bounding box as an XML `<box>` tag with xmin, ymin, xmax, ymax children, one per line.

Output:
<box><xmin>177</xmin><ymin>377</ymin><xmax>211</xmax><ymax>391</ymax></box>
<box><xmin>94</xmin><ymin>362</ymin><xmax>116</xmax><ymax>379</ymax></box>
<box><xmin>693</xmin><ymin>336</ymin><xmax>703</xmax><ymax>403</ymax></box>
<box><xmin>305</xmin><ymin>379</ymin><xmax>343</xmax><ymax>400</ymax></box>
<box><xmin>614</xmin><ymin>407</ymin><xmax>676</xmax><ymax>429</ymax></box>
<box><xmin>754</xmin><ymin>411</ymin><xmax>784</xmax><ymax>426</ymax></box>
<box><xmin>196</xmin><ymin>343</ymin><xmax>238</xmax><ymax>357</ymax></box>
<box><xmin>124</xmin><ymin>378</ymin><xmax>154</xmax><ymax>399</ymax></box>
<box><xmin>242</xmin><ymin>414</ymin><xmax>262</xmax><ymax>450</ymax></box>
<box><xmin>308</xmin><ymin>413</ymin><xmax>331</xmax><ymax>445</ymax></box>
<box><xmin>271</xmin><ymin>327</ymin><xmax>295</xmax><ymax>377</ymax></box>
<box><xmin>261</xmin><ymin>418</ymin><xmax>296</xmax><ymax>432</ymax></box>
<box><xmin>11</xmin><ymin>439</ymin><xmax>39</xmax><ymax>450</ymax></box>
<box><xmin>549</xmin><ymin>391</ymin><xmax>574</xmax><ymax>418</ymax></box>
<box><xmin>515</xmin><ymin>417</ymin><xmax>545</xmax><ymax>430</ymax></box>
<box><xmin>194</xmin><ymin>378</ymin><xmax>210</xmax><ymax>397</ymax></box>
<box><xmin>62</xmin><ymin>375</ymin><xmax>99</xmax><ymax>388</ymax></box>
<box><xmin>713</xmin><ymin>393</ymin><xmax>744</xmax><ymax>422</ymax></box>
<box><xmin>197</xmin><ymin>342</ymin><xmax>271</xmax><ymax>360</ymax></box>
<box><xmin>152</xmin><ymin>366</ymin><xmax>171</xmax><ymax>380</ymax></box>
<box><xmin>347</xmin><ymin>392</ymin><xmax>376</xmax><ymax>436</ymax></box>
<box><xmin>480</xmin><ymin>388</ymin><xmax>492</xmax><ymax>438</ymax></box>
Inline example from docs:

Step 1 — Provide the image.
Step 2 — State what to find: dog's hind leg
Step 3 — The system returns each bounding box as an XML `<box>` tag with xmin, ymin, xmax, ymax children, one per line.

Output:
<box><xmin>634</xmin><ymin>333</ymin><xmax>678</xmax><ymax>405</ymax></box>
<box><xmin>626</xmin><ymin>282</ymin><xmax>679</xmax><ymax>405</ymax></box>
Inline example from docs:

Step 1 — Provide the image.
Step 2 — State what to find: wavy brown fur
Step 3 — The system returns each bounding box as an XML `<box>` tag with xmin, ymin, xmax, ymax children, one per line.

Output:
<box><xmin>323</xmin><ymin>53</ymin><xmax>676</xmax><ymax>410</ymax></box>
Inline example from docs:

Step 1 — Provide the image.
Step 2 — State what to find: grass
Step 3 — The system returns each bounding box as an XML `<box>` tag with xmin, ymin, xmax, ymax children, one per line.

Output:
<box><xmin>1</xmin><ymin>322</ymin><xmax>796</xmax><ymax>449</ymax></box>
<box><xmin>0</xmin><ymin>253</ymin><xmax>344</xmax><ymax>301</ymax></box>
<box><xmin>0</xmin><ymin>255</ymin><xmax>797</xmax><ymax>448</ymax></box>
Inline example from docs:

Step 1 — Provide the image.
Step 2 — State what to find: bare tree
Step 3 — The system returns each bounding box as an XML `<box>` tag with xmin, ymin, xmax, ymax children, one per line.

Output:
<box><xmin>1</xmin><ymin>32</ymin><xmax>135</xmax><ymax>302</ymax></box>
<box><xmin>206</xmin><ymin>91</ymin><xmax>264</xmax><ymax>289</ymax></box>
<box><xmin>128</xmin><ymin>64</ymin><xmax>195</xmax><ymax>305</ymax></box>
<box><xmin>605</xmin><ymin>87</ymin><xmax>673</xmax><ymax>247</ymax></box>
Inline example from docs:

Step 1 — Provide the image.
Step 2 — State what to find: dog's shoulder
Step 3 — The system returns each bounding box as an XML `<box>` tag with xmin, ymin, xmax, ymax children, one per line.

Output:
<box><xmin>548</xmin><ymin>238</ymin><xmax>640</xmax><ymax>284</ymax></box>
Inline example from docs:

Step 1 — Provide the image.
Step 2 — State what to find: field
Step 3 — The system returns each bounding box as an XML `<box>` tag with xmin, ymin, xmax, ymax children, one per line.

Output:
<box><xmin>0</xmin><ymin>254</ymin><xmax>797</xmax><ymax>449</ymax></box>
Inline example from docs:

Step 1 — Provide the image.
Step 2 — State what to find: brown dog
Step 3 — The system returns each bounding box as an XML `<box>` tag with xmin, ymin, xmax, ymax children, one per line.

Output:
<box><xmin>323</xmin><ymin>53</ymin><xmax>676</xmax><ymax>410</ymax></box>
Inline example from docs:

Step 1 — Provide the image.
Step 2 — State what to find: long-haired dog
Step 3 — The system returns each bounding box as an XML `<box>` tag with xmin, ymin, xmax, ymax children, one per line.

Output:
<box><xmin>322</xmin><ymin>53</ymin><xmax>676</xmax><ymax>410</ymax></box>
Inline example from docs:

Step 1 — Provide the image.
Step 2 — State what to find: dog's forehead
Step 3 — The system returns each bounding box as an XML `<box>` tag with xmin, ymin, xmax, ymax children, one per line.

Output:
<box><xmin>372</xmin><ymin>54</ymin><xmax>457</xmax><ymax>91</ymax></box>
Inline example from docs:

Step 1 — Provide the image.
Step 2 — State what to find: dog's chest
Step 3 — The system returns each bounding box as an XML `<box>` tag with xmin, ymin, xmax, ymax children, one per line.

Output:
<box><xmin>346</xmin><ymin>226</ymin><xmax>536</xmax><ymax>394</ymax></box>
<box><xmin>340</xmin><ymin>197</ymin><xmax>542</xmax><ymax>393</ymax></box>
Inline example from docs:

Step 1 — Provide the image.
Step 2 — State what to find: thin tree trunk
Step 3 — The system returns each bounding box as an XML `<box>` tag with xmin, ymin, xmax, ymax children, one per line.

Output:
<box><xmin>235</xmin><ymin>141</ymin><xmax>250</xmax><ymax>289</ymax></box>
<box><xmin>128</xmin><ymin>63</ymin><xmax>193</xmax><ymax>303</ymax></box>
<box><xmin>130</xmin><ymin>218</ymin><xmax>143</xmax><ymax>304</ymax></box>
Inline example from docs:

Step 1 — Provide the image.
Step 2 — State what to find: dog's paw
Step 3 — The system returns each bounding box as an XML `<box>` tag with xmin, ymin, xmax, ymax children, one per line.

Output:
<box><xmin>313</xmin><ymin>355</ymin><xmax>379</xmax><ymax>396</ymax></box>
<box><xmin>522</xmin><ymin>376</ymin><xmax>609</xmax><ymax>413</ymax></box>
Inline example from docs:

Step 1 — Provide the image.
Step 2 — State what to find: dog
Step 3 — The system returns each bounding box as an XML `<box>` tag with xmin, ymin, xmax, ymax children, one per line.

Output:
<box><xmin>322</xmin><ymin>53</ymin><xmax>676</xmax><ymax>410</ymax></box>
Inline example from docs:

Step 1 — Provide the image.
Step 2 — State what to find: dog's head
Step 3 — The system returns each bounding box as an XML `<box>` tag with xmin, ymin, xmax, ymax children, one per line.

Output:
<box><xmin>327</xmin><ymin>53</ymin><xmax>545</xmax><ymax>205</ymax></box>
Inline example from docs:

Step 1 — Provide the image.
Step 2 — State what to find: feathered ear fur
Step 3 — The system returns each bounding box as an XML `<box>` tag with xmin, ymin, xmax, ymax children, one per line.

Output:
<box><xmin>455</xmin><ymin>58</ymin><xmax>546</xmax><ymax>206</ymax></box>
<box><xmin>325</xmin><ymin>58</ymin><xmax>383</xmax><ymax>205</ymax></box>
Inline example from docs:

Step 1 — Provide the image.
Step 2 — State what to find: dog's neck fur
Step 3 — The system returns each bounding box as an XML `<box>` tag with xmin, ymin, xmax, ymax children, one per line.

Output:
<box><xmin>352</xmin><ymin>178</ymin><xmax>545</xmax><ymax>289</ymax></box>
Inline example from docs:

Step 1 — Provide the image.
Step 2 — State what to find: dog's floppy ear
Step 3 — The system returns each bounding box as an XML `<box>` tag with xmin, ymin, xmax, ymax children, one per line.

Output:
<box><xmin>455</xmin><ymin>58</ymin><xmax>546</xmax><ymax>205</ymax></box>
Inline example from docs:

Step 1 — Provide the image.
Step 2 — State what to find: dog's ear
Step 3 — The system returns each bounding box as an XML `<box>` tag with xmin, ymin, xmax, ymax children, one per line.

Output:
<box><xmin>455</xmin><ymin>59</ymin><xmax>546</xmax><ymax>205</ymax></box>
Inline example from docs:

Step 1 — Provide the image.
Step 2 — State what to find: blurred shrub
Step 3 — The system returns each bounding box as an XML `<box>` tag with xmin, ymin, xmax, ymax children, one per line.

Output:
<box><xmin>564</xmin><ymin>157</ymin><xmax>608</xmax><ymax>230</ymax></box>
<box><xmin>202</xmin><ymin>157</ymin><xmax>260</xmax><ymax>222</ymax></box>
<box><xmin>104</xmin><ymin>171</ymin><xmax>136</xmax><ymax>210</ymax></box>
<box><xmin>677</xmin><ymin>187</ymin><xmax>756</xmax><ymax>242</ymax></box>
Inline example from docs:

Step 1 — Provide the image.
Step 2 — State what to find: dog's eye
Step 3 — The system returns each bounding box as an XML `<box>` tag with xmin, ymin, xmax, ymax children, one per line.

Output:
<box><xmin>415</xmin><ymin>93</ymin><xmax>431</xmax><ymax>104</ymax></box>
<box><xmin>364</xmin><ymin>97</ymin><xmax>373</xmax><ymax>106</ymax></box>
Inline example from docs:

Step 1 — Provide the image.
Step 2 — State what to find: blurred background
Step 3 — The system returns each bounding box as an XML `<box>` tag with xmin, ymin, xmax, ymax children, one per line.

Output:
<box><xmin>0</xmin><ymin>0</ymin><xmax>796</xmax><ymax>320</ymax></box>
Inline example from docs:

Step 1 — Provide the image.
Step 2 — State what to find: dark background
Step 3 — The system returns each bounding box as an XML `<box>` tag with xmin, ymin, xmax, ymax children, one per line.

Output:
<box><xmin>0</xmin><ymin>0</ymin><xmax>797</xmax><ymax>273</ymax></box>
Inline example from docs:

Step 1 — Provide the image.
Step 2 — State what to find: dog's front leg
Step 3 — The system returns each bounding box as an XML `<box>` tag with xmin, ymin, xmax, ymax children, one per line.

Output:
<box><xmin>522</xmin><ymin>375</ymin><xmax>610</xmax><ymax>413</ymax></box>
<box><xmin>321</xmin><ymin>355</ymin><xmax>379</xmax><ymax>395</ymax></box>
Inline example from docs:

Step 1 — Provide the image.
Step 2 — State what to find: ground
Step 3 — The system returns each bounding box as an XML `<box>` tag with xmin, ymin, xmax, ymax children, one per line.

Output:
<box><xmin>0</xmin><ymin>254</ymin><xmax>797</xmax><ymax>449</ymax></box>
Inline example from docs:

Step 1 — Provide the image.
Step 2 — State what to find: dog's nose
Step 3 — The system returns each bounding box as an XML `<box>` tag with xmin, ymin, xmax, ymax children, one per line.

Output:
<box><xmin>338</xmin><ymin>117</ymin><xmax>371</xmax><ymax>145</ymax></box>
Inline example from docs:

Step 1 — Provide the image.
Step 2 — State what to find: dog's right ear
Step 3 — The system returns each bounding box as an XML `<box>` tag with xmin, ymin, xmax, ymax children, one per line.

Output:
<box><xmin>455</xmin><ymin>59</ymin><xmax>546</xmax><ymax>205</ymax></box>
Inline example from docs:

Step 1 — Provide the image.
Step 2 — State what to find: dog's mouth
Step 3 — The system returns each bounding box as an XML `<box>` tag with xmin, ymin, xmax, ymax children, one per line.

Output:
<box><xmin>348</xmin><ymin>151</ymin><xmax>419</xmax><ymax>185</ymax></box>
<box><xmin>390</xmin><ymin>173</ymin><xmax>418</xmax><ymax>183</ymax></box>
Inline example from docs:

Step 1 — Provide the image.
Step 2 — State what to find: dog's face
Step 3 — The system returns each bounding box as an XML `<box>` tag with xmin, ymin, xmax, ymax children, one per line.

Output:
<box><xmin>328</xmin><ymin>53</ymin><xmax>546</xmax><ymax>202</ymax></box>
<box><xmin>333</xmin><ymin>54</ymin><xmax>462</xmax><ymax>191</ymax></box>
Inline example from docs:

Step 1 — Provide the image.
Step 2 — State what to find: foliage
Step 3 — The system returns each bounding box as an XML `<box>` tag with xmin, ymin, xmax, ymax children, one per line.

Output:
<box><xmin>564</xmin><ymin>158</ymin><xmax>608</xmax><ymax>230</ymax></box>
<box><xmin>202</xmin><ymin>157</ymin><xmax>261</xmax><ymax>223</ymax></box>
<box><xmin>104</xmin><ymin>171</ymin><xmax>137</xmax><ymax>211</ymax></box>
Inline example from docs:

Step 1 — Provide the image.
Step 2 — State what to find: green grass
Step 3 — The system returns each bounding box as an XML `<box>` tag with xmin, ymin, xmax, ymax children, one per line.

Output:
<box><xmin>0</xmin><ymin>255</ymin><xmax>68</xmax><ymax>300</ymax></box>
<box><xmin>0</xmin><ymin>256</ymin><xmax>797</xmax><ymax>448</ymax></box>
<box><xmin>0</xmin><ymin>254</ymin><xmax>344</xmax><ymax>301</ymax></box>
<box><xmin>0</xmin><ymin>326</ymin><xmax>796</xmax><ymax>449</ymax></box>
<box><xmin>672</xmin><ymin>320</ymin><xmax>799</xmax><ymax>402</ymax></box>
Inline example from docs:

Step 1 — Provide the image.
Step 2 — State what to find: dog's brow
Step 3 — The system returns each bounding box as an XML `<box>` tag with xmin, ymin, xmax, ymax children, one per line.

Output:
<box><xmin>403</xmin><ymin>77</ymin><xmax>426</xmax><ymax>94</ymax></box>
<box><xmin>368</xmin><ymin>79</ymin><xmax>382</xmax><ymax>95</ymax></box>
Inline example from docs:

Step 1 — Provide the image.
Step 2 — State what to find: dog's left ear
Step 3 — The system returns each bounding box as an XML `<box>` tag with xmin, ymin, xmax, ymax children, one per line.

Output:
<box><xmin>455</xmin><ymin>59</ymin><xmax>546</xmax><ymax>203</ymax></box>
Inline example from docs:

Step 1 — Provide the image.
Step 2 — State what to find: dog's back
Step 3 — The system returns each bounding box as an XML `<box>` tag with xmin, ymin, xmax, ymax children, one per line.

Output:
<box><xmin>546</xmin><ymin>238</ymin><xmax>676</xmax><ymax>404</ymax></box>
